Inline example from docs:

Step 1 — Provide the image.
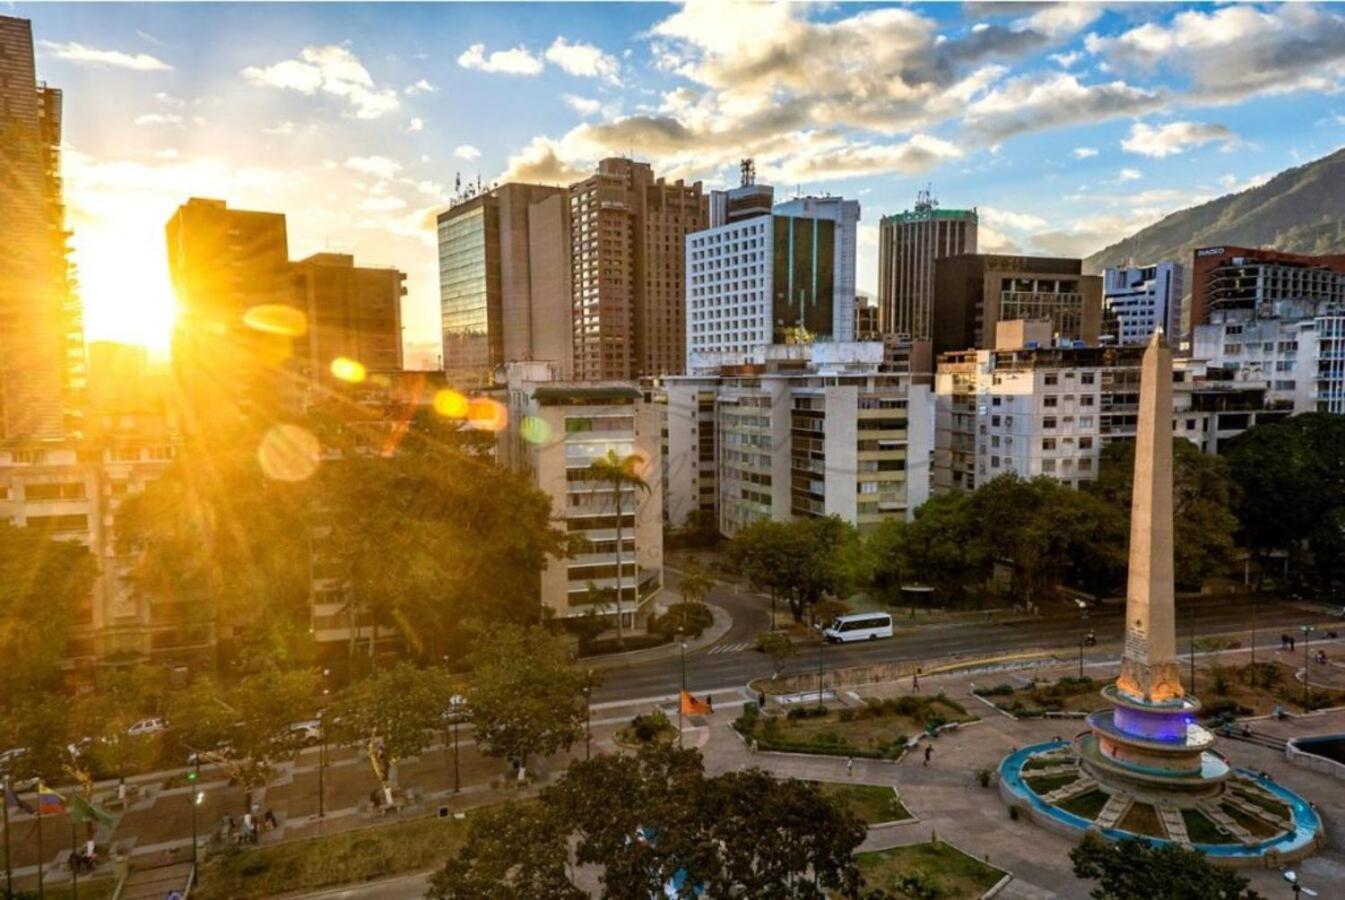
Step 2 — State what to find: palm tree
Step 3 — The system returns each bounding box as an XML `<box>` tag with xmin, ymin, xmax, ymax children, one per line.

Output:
<box><xmin>678</xmin><ymin>567</ymin><xmax>714</xmax><ymax>608</ymax></box>
<box><xmin>586</xmin><ymin>449</ymin><xmax>650</xmax><ymax>648</ymax></box>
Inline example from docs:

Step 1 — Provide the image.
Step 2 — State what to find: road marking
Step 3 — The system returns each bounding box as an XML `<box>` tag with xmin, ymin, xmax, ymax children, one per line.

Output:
<box><xmin>706</xmin><ymin>641</ymin><xmax>753</xmax><ymax>655</ymax></box>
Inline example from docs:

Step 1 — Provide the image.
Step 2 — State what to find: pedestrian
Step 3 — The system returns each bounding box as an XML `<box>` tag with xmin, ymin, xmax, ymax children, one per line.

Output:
<box><xmin>757</xmin><ymin>691</ymin><xmax>766</xmax><ymax>711</ymax></box>
<box><xmin>923</xmin><ymin>744</ymin><xmax>933</xmax><ymax>766</ymax></box>
<box><xmin>264</xmin><ymin>809</ymin><xmax>277</xmax><ymax>831</ymax></box>
<box><xmin>846</xmin><ymin>756</ymin><xmax>854</xmax><ymax>777</ymax></box>
<box><xmin>117</xmin><ymin>777</ymin><xmax>127</xmax><ymax>803</ymax></box>
<box><xmin>706</xmin><ymin>694</ymin><xmax>714</xmax><ymax>713</ymax></box>
<box><xmin>1290</xmin><ymin>635</ymin><xmax>1297</xmax><ymax>652</ymax></box>
<box><xmin>912</xmin><ymin>670</ymin><xmax>921</xmax><ymax>693</ymax></box>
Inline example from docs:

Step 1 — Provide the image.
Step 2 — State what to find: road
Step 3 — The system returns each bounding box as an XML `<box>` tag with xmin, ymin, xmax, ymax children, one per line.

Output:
<box><xmin>593</xmin><ymin>577</ymin><xmax>1336</xmax><ymax>704</ymax></box>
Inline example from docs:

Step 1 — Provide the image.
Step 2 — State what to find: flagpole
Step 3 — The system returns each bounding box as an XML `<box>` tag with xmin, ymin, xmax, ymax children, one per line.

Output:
<box><xmin>3</xmin><ymin>776</ymin><xmax>12</xmax><ymax>900</ymax></box>
<box><xmin>34</xmin><ymin>794</ymin><xmax>42</xmax><ymax>900</ymax></box>
<box><xmin>679</xmin><ymin>640</ymin><xmax>687</xmax><ymax>749</ymax></box>
<box><xmin>69</xmin><ymin>821</ymin><xmax>77</xmax><ymax>900</ymax></box>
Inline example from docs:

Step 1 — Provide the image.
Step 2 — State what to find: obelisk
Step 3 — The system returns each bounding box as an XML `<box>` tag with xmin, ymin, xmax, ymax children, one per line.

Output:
<box><xmin>1115</xmin><ymin>332</ymin><xmax>1184</xmax><ymax>703</ymax></box>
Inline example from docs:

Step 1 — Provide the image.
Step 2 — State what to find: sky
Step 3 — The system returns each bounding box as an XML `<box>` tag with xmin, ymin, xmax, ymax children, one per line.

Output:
<box><xmin>16</xmin><ymin>1</ymin><xmax>1345</xmax><ymax>360</ymax></box>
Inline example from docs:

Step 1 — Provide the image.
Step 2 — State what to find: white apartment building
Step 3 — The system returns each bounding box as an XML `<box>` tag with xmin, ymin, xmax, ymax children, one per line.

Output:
<box><xmin>686</xmin><ymin>192</ymin><xmax>859</xmax><ymax>371</ymax></box>
<box><xmin>658</xmin><ymin>344</ymin><xmax>931</xmax><ymax>537</ymax></box>
<box><xmin>499</xmin><ymin>361</ymin><xmax>663</xmax><ymax>625</ymax></box>
<box><xmin>1102</xmin><ymin>261</ymin><xmax>1183</xmax><ymax>345</ymax></box>
<box><xmin>934</xmin><ymin>345</ymin><xmax>1290</xmax><ymax>493</ymax></box>
<box><xmin>1193</xmin><ymin>298</ymin><xmax>1345</xmax><ymax>414</ymax></box>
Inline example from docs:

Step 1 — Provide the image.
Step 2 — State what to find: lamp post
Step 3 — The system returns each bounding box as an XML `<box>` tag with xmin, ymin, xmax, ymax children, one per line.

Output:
<box><xmin>1188</xmin><ymin>606</ymin><xmax>1196</xmax><ymax>694</ymax></box>
<box><xmin>188</xmin><ymin>765</ymin><xmax>202</xmax><ymax>875</ymax></box>
<box><xmin>319</xmin><ymin>668</ymin><xmax>330</xmax><ymax>821</ymax></box>
<box><xmin>443</xmin><ymin>655</ymin><xmax>461</xmax><ymax>794</ymax></box>
<box><xmin>3</xmin><ymin>775</ymin><xmax>12</xmax><ymax>900</ymax></box>
<box><xmin>583</xmin><ymin>670</ymin><xmax>593</xmax><ymax>761</ymax></box>
<box><xmin>679</xmin><ymin>640</ymin><xmax>688</xmax><ymax>749</ymax></box>
<box><xmin>1078</xmin><ymin>636</ymin><xmax>1085</xmax><ymax>680</ymax></box>
<box><xmin>816</xmin><ymin>637</ymin><xmax>825</xmax><ymax>709</ymax></box>
<box><xmin>1302</xmin><ymin>625</ymin><xmax>1317</xmax><ymax>707</ymax></box>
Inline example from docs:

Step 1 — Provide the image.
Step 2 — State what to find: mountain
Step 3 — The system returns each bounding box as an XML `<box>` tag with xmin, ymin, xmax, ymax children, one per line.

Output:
<box><xmin>1084</xmin><ymin>147</ymin><xmax>1345</xmax><ymax>274</ymax></box>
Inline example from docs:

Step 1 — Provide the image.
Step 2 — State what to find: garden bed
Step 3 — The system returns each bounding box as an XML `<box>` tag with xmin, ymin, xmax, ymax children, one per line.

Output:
<box><xmin>1182</xmin><ymin>809</ymin><xmax>1238</xmax><ymax>845</ymax></box>
<box><xmin>1025</xmin><ymin>773</ymin><xmax>1077</xmax><ymax>795</ymax></box>
<box><xmin>614</xmin><ymin>711</ymin><xmax>678</xmax><ymax>749</ymax></box>
<box><xmin>810</xmin><ymin>782</ymin><xmax>912</xmax><ymax>825</ymax></box>
<box><xmin>1118</xmin><ymin>802</ymin><xmax>1162</xmax><ymax>839</ymax></box>
<box><xmin>1058</xmin><ymin>789</ymin><xmax>1108</xmax><ymax>821</ymax></box>
<box><xmin>973</xmin><ymin>675</ymin><xmax>1104</xmax><ymax>717</ymax></box>
<box><xmin>1196</xmin><ymin>662</ymin><xmax>1345</xmax><ymax>719</ymax></box>
<box><xmin>850</xmin><ymin>842</ymin><xmax>1005</xmax><ymax>899</ymax></box>
<box><xmin>734</xmin><ymin>695</ymin><xmax>974</xmax><ymax>760</ymax></box>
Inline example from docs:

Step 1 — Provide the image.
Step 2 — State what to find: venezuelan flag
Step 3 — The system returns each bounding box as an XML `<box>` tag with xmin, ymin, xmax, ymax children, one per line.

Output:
<box><xmin>36</xmin><ymin>782</ymin><xmax>64</xmax><ymax>817</ymax></box>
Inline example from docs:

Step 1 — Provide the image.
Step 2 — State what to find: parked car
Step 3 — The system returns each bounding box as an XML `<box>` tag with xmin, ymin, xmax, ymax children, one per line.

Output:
<box><xmin>289</xmin><ymin>720</ymin><xmax>323</xmax><ymax>746</ymax></box>
<box><xmin>126</xmin><ymin>718</ymin><xmax>168</xmax><ymax>737</ymax></box>
<box><xmin>0</xmin><ymin>747</ymin><xmax>29</xmax><ymax>771</ymax></box>
<box><xmin>442</xmin><ymin>695</ymin><xmax>470</xmax><ymax>724</ymax></box>
<box><xmin>186</xmin><ymin>740</ymin><xmax>234</xmax><ymax>767</ymax></box>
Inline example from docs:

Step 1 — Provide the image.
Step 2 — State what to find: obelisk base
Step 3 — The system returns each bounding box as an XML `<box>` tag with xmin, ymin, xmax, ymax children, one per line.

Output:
<box><xmin>1116</xmin><ymin>659</ymin><xmax>1185</xmax><ymax>704</ymax></box>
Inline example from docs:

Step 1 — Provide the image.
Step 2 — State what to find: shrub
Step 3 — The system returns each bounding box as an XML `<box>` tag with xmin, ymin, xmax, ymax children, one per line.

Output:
<box><xmin>578</xmin><ymin>633</ymin><xmax>670</xmax><ymax>657</ymax></box>
<box><xmin>649</xmin><ymin>602</ymin><xmax>715</xmax><ymax>639</ymax></box>
<box><xmin>629</xmin><ymin>711</ymin><xmax>671</xmax><ymax>743</ymax></box>
<box><xmin>838</xmin><ymin>709</ymin><xmax>857</xmax><ymax>723</ymax></box>
<box><xmin>786</xmin><ymin>705</ymin><xmax>829</xmax><ymax>720</ymax></box>
<box><xmin>973</xmin><ymin>683</ymin><xmax>1015</xmax><ymax>697</ymax></box>
<box><xmin>891</xmin><ymin>869</ymin><xmax>940</xmax><ymax>900</ymax></box>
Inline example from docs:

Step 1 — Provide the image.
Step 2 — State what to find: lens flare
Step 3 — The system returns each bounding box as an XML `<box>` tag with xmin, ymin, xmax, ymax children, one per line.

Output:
<box><xmin>257</xmin><ymin>424</ymin><xmax>321</xmax><ymax>482</ymax></box>
<box><xmin>433</xmin><ymin>389</ymin><xmax>469</xmax><ymax>418</ymax></box>
<box><xmin>520</xmin><ymin>415</ymin><xmax>552</xmax><ymax>445</ymax></box>
<box><xmin>467</xmin><ymin>397</ymin><xmax>508</xmax><ymax>432</ymax></box>
<box><xmin>330</xmin><ymin>356</ymin><xmax>367</xmax><ymax>383</ymax></box>
<box><xmin>243</xmin><ymin>304</ymin><xmax>308</xmax><ymax>337</ymax></box>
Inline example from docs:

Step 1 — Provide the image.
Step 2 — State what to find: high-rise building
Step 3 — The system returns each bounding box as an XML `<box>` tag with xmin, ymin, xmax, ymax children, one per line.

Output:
<box><xmin>878</xmin><ymin>193</ymin><xmax>977</xmax><ymax>340</ymax></box>
<box><xmin>0</xmin><ymin>16</ymin><xmax>86</xmax><ymax>440</ymax></box>
<box><xmin>855</xmin><ymin>293</ymin><xmax>880</xmax><ymax>341</ymax></box>
<box><xmin>931</xmin><ymin>253</ymin><xmax>1102</xmax><ymax>357</ymax></box>
<box><xmin>1189</xmin><ymin>245</ymin><xmax>1345</xmax><ymax>337</ymax></box>
<box><xmin>1102</xmin><ymin>261</ymin><xmax>1183</xmax><ymax>346</ymax></box>
<box><xmin>436</xmin><ymin>183</ymin><xmax>571</xmax><ymax>382</ymax></box>
<box><xmin>165</xmin><ymin>198</ymin><xmax>291</xmax><ymax>420</ymax></box>
<box><xmin>498</xmin><ymin>361</ymin><xmax>664</xmax><ymax>625</ymax></box>
<box><xmin>292</xmin><ymin>253</ymin><xmax>405</xmax><ymax>386</ymax></box>
<box><xmin>569</xmin><ymin>158</ymin><xmax>707</xmax><ymax>381</ymax></box>
<box><xmin>685</xmin><ymin>189</ymin><xmax>861</xmax><ymax>369</ymax></box>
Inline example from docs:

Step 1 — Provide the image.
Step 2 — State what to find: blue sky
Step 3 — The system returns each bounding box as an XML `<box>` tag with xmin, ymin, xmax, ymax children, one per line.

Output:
<box><xmin>16</xmin><ymin>1</ymin><xmax>1345</xmax><ymax>360</ymax></box>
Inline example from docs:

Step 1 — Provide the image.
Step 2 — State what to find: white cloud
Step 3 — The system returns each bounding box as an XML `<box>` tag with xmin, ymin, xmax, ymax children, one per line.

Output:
<box><xmin>545</xmin><ymin>37</ymin><xmax>621</xmax><ymax>85</ymax></box>
<box><xmin>563</xmin><ymin>94</ymin><xmax>604</xmax><ymax>117</ymax></box>
<box><xmin>404</xmin><ymin>79</ymin><xmax>436</xmax><ymax>95</ymax></box>
<box><xmin>263</xmin><ymin>121</ymin><xmax>297</xmax><ymax>136</ymax></box>
<box><xmin>456</xmin><ymin>43</ymin><xmax>544</xmax><ymax>76</ymax></box>
<box><xmin>964</xmin><ymin>72</ymin><xmax>1165</xmax><ymax>141</ymax></box>
<box><xmin>1091</xmin><ymin>4</ymin><xmax>1345</xmax><ymax>104</ymax></box>
<box><xmin>408</xmin><ymin>117</ymin><xmax>424</xmax><ymax>133</ymax></box>
<box><xmin>1117</xmin><ymin>167</ymin><xmax>1142</xmax><ymax>181</ymax></box>
<box><xmin>134</xmin><ymin>113</ymin><xmax>184</xmax><ymax>127</ymax></box>
<box><xmin>242</xmin><ymin>45</ymin><xmax>399</xmax><ymax>119</ymax></box>
<box><xmin>154</xmin><ymin>92</ymin><xmax>186</xmax><ymax>108</ymax></box>
<box><xmin>38</xmin><ymin>40</ymin><xmax>171</xmax><ymax>71</ymax></box>
<box><xmin>980</xmin><ymin>207</ymin><xmax>1048</xmax><ymax>232</ymax></box>
<box><xmin>1073</xmin><ymin>146</ymin><xmax>1098</xmax><ymax>159</ymax></box>
<box><xmin>1051</xmin><ymin>50</ymin><xmax>1081</xmax><ymax>68</ymax></box>
<box><xmin>344</xmin><ymin>155</ymin><xmax>402</xmax><ymax>180</ymax></box>
<box><xmin>1219</xmin><ymin>171</ymin><xmax>1273</xmax><ymax>193</ymax></box>
<box><xmin>1121</xmin><ymin>120</ymin><xmax>1237</xmax><ymax>158</ymax></box>
<box><xmin>453</xmin><ymin>145</ymin><xmax>482</xmax><ymax>161</ymax></box>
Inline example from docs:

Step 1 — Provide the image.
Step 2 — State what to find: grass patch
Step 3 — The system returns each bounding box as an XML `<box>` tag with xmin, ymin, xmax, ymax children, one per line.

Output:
<box><xmin>192</xmin><ymin>810</ymin><xmax>475</xmax><ymax>899</ymax></box>
<box><xmin>1232</xmin><ymin>786</ymin><xmax>1291</xmax><ymax>821</ymax></box>
<box><xmin>1118</xmin><ymin>802</ymin><xmax>1163</xmax><ymax>839</ymax></box>
<box><xmin>1059</xmin><ymin>789</ymin><xmax>1108</xmax><ymax>822</ymax></box>
<box><xmin>1022</xmin><ymin>755</ymin><xmax>1070</xmax><ymax>772</ymax></box>
<box><xmin>1182</xmin><ymin>809</ymin><xmax>1237</xmax><ymax>845</ymax></box>
<box><xmin>852</xmin><ymin>842</ymin><xmax>1004</xmax><ymax>899</ymax></box>
<box><xmin>811</xmin><ymin>782</ymin><xmax>911</xmax><ymax>825</ymax></box>
<box><xmin>992</xmin><ymin>675</ymin><xmax>1104</xmax><ymax>717</ymax></box>
<box><xmin>614</xmin><ymin>710</ymin><xmax>677</xmax><ymax>749</ymax></box>
<box><xmin>1196</xmin><ymin>662</ymin><xmax>1345</xmax><ymax>718</ymax></box>
<box><xmin>8</xmin><ymin>880</ymin><xmax>115</xmax><ymax>900</ymax></box>
<box><xmin>735</xmin><ymin>694</ymin><xmax>974</xmax><ymax>759</ymax></box>
<box><xmin>1220</xmin><ymin>803</ymin><xmax>1283</xmax><ymax>840</ymax></box>
<box><xmin>1025</xmin><ymin>774</ymin><xmax>1078</xmax><ymax>795</ymax></box>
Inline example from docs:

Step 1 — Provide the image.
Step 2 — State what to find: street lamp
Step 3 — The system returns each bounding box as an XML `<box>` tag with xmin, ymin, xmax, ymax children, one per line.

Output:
<box><xmin>1078</xmin><ymin>636</ymin><xmax>1085</xmax><ymax>679</ymax></box>
<box><xmin>1301</xmin><ymin>625</ymin><xmax>1317</xmax><ymax>708</ymax></box>
<box><xmin>583</xmin><ymin>670</ymin><xmax>593</xmax><ymax>761</ymax></box>
<box><xmin>188</xmin><ymin>765</ymin><xmax>203</xmax><ymax>877</ymax></box>
<box><xmin>443</xmin><ymin>655</ymin><xmax>460</xmax><ymax>794</ymax></box>
<box><xmin>319</xmin><ymin>668</ymin><xmax>330</xmax><ymax>820</ymax></box>
<box><xmin>817</xmin><ymin>636</ymin><xmax>825</xmax><ymax>709</ymax></box>
<box><xmin>679</xmin><ymin>640</ymin><xmax>688</xmax><ymax>749</ymax></box>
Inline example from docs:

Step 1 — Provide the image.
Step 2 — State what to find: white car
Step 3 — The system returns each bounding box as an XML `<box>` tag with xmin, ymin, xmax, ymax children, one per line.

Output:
<box><xmin>0</xmin><ymin>747</ymin><xmax>29</xmax><ymax>771</ymax></box>
<box><xmin>126</xmin><ymin>718</ymin><xmax>168</xmax><ymax>737</ymax></box>
<box><xmin>289</xmin><ymin>720</ymin><xmax>323</xmax><ymax>746</ymax></box>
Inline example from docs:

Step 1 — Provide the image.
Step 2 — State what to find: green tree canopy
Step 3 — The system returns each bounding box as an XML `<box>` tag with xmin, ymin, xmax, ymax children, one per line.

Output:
<box><xmin>467</xmin><ymin>625</ymin><xmax>587</xmax><ymax>770</ymax></box>
<box><xmin>729</xmin><ymin>517</ymin><xmax>862</xmax><ymax>622</ymax></box>
<box><xmin>426</xmin><ymin>802</ymin><xmax>582</xmax><ymax>900</ymax></box>
<box><xmin>1070</xmin><ymin>833</ymin><xmax>1262</xmax><ymax>899</ymax></box>
<box><xmin>1088</xmin><ymin>438</ymin><xmax>1239</xmax><ymax>590</ymax></box>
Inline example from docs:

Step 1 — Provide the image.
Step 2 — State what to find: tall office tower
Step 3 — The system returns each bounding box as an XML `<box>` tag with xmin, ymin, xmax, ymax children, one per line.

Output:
<box><xmin>708</xmin><ymin>161</ymin><xmax>774</xmax><ymax>227</ymax></box>
<box><xmin>292</xmin><ymin>253</ymin><xmax>405</xmax><ymax>386</ymax></box>
<box><xmin>1189</xmin><ymin>245</ymin><xmax>1345</xmax><ymax>336</ymax></box>
<box><xmin>774</xmin><ymin>195</ymin><xmax>861</xmax><ymax>343</ymax></box>
<box><xmin>1102</xmin><ymin>261</ymin><xmax>1183</xmax><ymax>346</ymax></box>
<box><xmin>878</xmin><ymin>192</ymin><xmax>977</xmax><ymax>340</ymax></box>
<box><xmin>437</xmin><ymin>183</ymin><xmax>571</xmax><ymax>383</ymax></box>
<box><xmin>569</xmin><ymin>158</ymin><xmax>707</xmax><ymax>381</ymax></box>
<box><xmin>0</xmin><ymin>16</ymin><xmax>86</xmax><ymax>440</ymax></box>
<box><xmin>165</xmin><ymin>198</ymin><xmax>292</xmax><ymax>423</ymax></box>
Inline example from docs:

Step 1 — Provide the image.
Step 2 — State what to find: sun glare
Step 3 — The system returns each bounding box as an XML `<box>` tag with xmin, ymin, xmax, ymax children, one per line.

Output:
<box><xmin>74</xmin><ymin>224</ymin><xmax>177</xmax><ymax>356</ymax></box>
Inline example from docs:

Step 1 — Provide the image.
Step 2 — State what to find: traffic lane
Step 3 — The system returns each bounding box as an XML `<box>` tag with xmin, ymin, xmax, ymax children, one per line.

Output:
<box><xmin>592</xmin><ymin>599</ymin><xmax>1330</xmax><ymax>702</ymax></box>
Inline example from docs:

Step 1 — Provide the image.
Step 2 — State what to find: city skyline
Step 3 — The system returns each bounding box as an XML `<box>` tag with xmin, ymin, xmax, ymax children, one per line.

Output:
<box><xmin>17</xmin><ymin>1</ymin><xmax>1345</xmax><ymax>357</ymax></box>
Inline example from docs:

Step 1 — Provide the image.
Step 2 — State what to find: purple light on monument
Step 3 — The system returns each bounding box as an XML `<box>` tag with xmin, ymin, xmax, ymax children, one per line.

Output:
<box><xmin>1114</xmin><ymin>706</ymin><xmax>1191</xmax><ymax>743</ymax></box>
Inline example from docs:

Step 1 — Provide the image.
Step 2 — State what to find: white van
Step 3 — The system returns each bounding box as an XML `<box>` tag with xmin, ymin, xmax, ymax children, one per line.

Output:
<box><xmin>822</xmin><ymin>612</ymin><xmax>894</xmax><ymax>643</ymax></box>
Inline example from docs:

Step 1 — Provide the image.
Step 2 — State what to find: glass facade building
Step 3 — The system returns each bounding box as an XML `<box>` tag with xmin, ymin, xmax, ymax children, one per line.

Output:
<box><xmin>438</xmin><ymin>202</ymin><xmax>498</xmax><ymax>379</ymax></box>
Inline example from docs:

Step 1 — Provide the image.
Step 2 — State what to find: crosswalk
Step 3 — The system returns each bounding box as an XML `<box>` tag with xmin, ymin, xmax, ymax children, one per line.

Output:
<box><xmin>706</xmin><ymin>641</ymin><xmax>754</xmax><ymax>656</ymax></box>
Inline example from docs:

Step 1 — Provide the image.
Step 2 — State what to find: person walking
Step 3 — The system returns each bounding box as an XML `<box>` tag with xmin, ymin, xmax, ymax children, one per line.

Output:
<box><xmin>846</xmin><ymin>756</ymin><xmax>854</xmax><ymax>777</ymax></box>
<box><xmin>912</xmin><ymin>670</ymin><xmax>921</xmax><ymax>693</ymax></box>
<box><xmin>923</xmin><ymin>744</ymin><xmax>933</xmax><ymax>766</ymax></box>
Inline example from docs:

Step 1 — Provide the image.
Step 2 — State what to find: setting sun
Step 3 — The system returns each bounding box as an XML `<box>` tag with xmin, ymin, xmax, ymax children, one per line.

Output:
<box><xmin>73</xmin><ymin>221</ymin><xmax>176</xmax><ymax>356</ymax></box>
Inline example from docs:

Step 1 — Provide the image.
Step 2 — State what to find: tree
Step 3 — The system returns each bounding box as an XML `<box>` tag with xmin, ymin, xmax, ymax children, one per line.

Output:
<box><xmin>69</xmin><ymin>666</ymin><xmax>173</xmax><ymax>780</ymax></box>
<box><xmin>1070</xmin><ymin>833</ymin><xmax>1262</xmax><ymax>899</ymax></box>
<box><xmin>1226</xmin><ymin>413</ymin><xmax>1345</xmax><ymax>591</ymax></box>
<box><xmin>728</xmin><ymin>520</ymin><xmax>795</xmax><ymax>626</ymax></box>
<box><xmin>1089</xmin><ymin>439</ymin><xmax>1239</xmax><ymax>590</ymax></box>
<box><xmin>755</xmin><ymin>631</ymin><xmax>797</xmax><ymax>678</ymax></box>
<box><xmin>882</xmin><ymin>491</ymin><xmax>990</xmax><ymax>603</ymax></box>
<box><xmin>467</xmin><ymin>626</ymin><xmax>586</xmax><ymax>777</ymax></box>
<box><xmin>0</xmin><ymin>523</ymin><xmax>97</xmax><ymax>698</ymax></box>
<box><xmin>427</xmin><ymin>803</ymin><xmax>582</xmax><ymax>900</ymax></box>
<box><xmin>586</xmin><ymin>449</ymin><xmax>651</xmax><ymax>649</ymax></box>
<box><xmin>730</xmin><ymin>517</ymin><xmax>861</xmax><ymax>623</ymax></box>
<box><xmin>677</xmin><ymin>567</ymin><xmax>714</xmax><ymax>607</ymax></box>
<box><xmin>329</xmin><ymin>663</ymin><xmax>451</xmax><ymax>805</ymax></box>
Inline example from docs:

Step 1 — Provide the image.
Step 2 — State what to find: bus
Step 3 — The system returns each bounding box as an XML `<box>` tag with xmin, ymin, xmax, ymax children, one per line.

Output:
<box><xmin>821</xmin><ymin>612</ymin><xmax>894</xmax><ymax>643</ymax></box>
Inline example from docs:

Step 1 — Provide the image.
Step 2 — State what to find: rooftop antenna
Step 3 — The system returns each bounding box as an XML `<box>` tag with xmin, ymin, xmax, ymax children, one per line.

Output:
<box><xmin>740</xmin><ymin>157</ymin><xmax>756</xmax><ymax>187</ymax></box>
<box><xmin>915</xmin><ymin>184</ymin><xmax>938</xmax><ymax>213</ymax></box>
